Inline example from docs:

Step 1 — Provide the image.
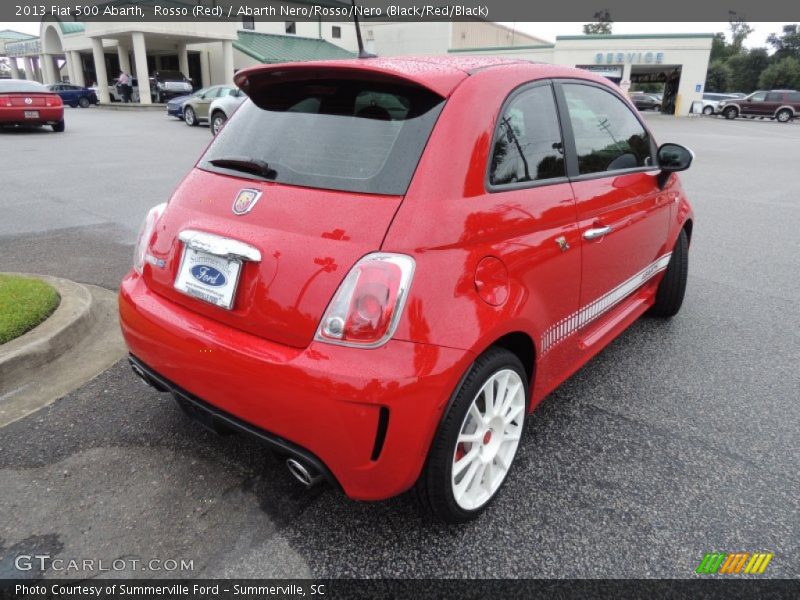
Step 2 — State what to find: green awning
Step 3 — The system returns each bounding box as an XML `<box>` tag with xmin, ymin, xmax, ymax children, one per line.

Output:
<box><xmin>59</xmin><ymin>22</ymin><xmax>86</xmax><ymax>35</ymax></box>
<box><xmin>234</xmin><ymin>30</ymin><xmax>354</xmax><ymax>64</ymax></box>
<box><xmin>0</xmin><ymin>29</ymin><xmax>37</xmax><ymax>41</ymax></box>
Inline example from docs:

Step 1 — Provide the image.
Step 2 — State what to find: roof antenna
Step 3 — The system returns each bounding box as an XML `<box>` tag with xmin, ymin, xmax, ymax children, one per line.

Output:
<box><xmin>351</xmin><ymin>0</ymin><xmax>376</xmax><ymax>58</ymax></box>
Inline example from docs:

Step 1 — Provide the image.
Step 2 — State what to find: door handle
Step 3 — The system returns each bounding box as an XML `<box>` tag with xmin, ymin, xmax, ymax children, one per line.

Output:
<box><xmin>583</xmin><ymin>225</ymin><xmax>612</xmax><ymax>241</ymax></box>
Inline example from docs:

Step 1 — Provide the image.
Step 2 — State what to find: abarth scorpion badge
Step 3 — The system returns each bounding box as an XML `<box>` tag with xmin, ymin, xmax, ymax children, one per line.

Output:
<box><xmin>232</xmin><ymin>189</ymin><xmax>262</xmax><ymax>215</ymax></box>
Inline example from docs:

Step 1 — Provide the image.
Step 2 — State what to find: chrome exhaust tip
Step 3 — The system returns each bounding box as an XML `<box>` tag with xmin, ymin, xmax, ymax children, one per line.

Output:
<box><xmin>286</xmin><ymin>458</ymin><xmax>323</xmax><ymax>487</ymax></box>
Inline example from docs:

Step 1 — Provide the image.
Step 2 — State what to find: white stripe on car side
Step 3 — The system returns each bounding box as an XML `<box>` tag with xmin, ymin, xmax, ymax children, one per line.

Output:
<box><xmin>541</xmin><ymin>252</ymin><xmax>672</xmax><ymax>355</ymax></box>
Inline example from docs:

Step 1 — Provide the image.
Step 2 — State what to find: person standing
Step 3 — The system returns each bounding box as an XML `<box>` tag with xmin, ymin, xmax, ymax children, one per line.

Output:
<box><xmin>118</xmin><ymin>70</ymin><xmax>132</xmax><ymax>103</ymax></box>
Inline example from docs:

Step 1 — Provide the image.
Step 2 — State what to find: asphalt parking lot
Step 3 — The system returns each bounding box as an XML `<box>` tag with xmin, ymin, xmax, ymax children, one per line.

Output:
<box><xmin>0</xmin><ymin>108</ymin><xmax>798</xmax><ymax>578</ymax></box>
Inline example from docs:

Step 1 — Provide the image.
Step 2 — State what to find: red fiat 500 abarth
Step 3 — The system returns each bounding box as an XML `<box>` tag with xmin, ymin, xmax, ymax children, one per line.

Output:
<box><xmin>120</xmin><ymin>57</ymin><xmax>694</xmax><ymax>522</ymax></box>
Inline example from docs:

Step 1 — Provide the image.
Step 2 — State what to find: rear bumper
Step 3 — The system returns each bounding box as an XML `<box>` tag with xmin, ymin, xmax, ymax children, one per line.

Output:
<box><xmin>0</xmin><ymin>106</ymin><xmax>63</xmax><ymax>125</ymax></box>
<box><xmin>119</xmin><ymin>272</ymin><xmax>474</xmax><ymax>500</ymax></box>
<box><xmin>128</xmin><ymin>354</ymin><xmax>340</xmax><ymax>487</ymax></box>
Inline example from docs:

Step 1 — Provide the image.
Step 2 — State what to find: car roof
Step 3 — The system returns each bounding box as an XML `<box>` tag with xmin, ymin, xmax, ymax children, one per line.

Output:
<box><xmin>235</xmin><ymin>56</ymin><xmax>603</xmax><ymax>98</ymax></box>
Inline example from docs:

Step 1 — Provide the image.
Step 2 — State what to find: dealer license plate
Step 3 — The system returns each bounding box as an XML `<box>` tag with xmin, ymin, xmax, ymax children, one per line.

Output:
<box><xmin>174</xmin><ymin>246</ymin><xmax>242</xmax><ymax>310</ymax></box>
<box><xmin>24</xmin><ymin>111</ymin><xmax>39</xmax><ymax>119</ymax></box>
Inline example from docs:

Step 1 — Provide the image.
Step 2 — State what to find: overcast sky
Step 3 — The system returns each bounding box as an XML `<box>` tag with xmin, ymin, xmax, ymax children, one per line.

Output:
<box><xmin>0</xmin><ymin>21</ymin><xmax>792</xmax><ymax>49</ymax></box>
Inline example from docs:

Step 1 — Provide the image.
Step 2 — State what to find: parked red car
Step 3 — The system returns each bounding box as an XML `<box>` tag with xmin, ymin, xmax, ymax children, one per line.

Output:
<box><xmin>0</xmin><ymin>79</ymin><xmax>64</xmax><ymax>132</ymax></box>
<box><xmin>120</xmin><ymin>57</ymin><xmax>694</xmax><ymax>522</ymax></box>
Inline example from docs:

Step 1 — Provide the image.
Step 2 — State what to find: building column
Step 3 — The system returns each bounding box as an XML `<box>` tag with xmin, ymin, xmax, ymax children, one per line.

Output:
<box><xmin>90</xmin><ymin>38</ymin><xmax>110</xmax><ymax>103</ymax></box>
<box><xmin>199</xmin><ymin>49</ymin><xmax>211</xmax><ymax>87</ymax></box>
<box><xmin>620</xmin><ymin>62</ymin><xmax>632</xmax><ymax>95</ymax></box>
<box><xmin>177</xmin><ymin>42</ymin><xmax>189</xmax><ymax>79</ymax></box>
<box><xmin>39</xmin><ymin>54</ymin><xmax>53</xmax><ymax>83</ymax></box>
<box><xmin>8</xmin><ymin>57</ymin><xmax>21</xmax><ymax>79</ymax></box>
<box><xmin>70</xmin><ymin>51</ymin><xmax>85</xmax><ymax>87</ymax></box>
<box><xmin>117</xmin><ymin>43</ymin><xmax>132</xmax><ymax>75</ymax></box>
<box><xmin>32</xmin><ymin>57</ymin><xmax>43</xmax><ymax>82</ymax></box>
<box><xmin>23</xmin><ymin>57</ymin><xmax>35</xmax><ymax>81</ymax></box>
<box><xmin>222</xmin><ymin>40</ymin><xmax>234</xmax><ymax>85</ymax></box>
<box><xmin>132</xmin><ymin>32</ymin><xmax>152</xmax><ymax>104</ymax></box>
<box><xmin>65</xmin><ymin>53</ymin><xmax>76</xmax><ymax>84</ymax></box>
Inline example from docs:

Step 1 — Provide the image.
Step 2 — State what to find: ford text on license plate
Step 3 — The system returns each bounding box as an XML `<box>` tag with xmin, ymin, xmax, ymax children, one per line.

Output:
<box><xmin>174</xmin><ymin>246</ymin><xmax>242</xmax><ymax>310</ymax></box>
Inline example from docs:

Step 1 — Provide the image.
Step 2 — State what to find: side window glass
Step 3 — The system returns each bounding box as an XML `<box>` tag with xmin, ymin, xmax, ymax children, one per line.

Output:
<box><xmin>489</xmin><ymin>85</ymin><xmax>565</xmax><ymax>186</ymax></box>
<box><xmin>563</xmin><ymin>83</ymin><xmax>654</xmax><ymax>175</ymax></box>
<box><xmin>750</xmin><ymin>92</ymin><xmax>766</xmax><ymax>102</ymax></box>
<box><xmin>765</xmin><ymin>92</ymin><xmax>782</xmax><ymax>102</ymax></box>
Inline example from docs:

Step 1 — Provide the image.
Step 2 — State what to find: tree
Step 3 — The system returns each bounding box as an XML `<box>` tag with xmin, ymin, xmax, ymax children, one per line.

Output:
<box><xmin>705</xmin><ymin>60</ymin><xmax>732</xmax><ymax>92</ymax></box>
<box><xmin>727</xmin><ymin>48</ymin><xmax>770</xmax><ymax>92</ymax></box>
<box><xmin>758</xmin><ymin>56</ymin><xmax>800</xmax><ymax>90</ymax></box>
<box><xmin>710</xmin><ymin>32</ymin><xmax>735</xmax><ymax>62</ymax></box>
<box><xmin>583</xmin><ymin>10</ymin><xmax>612</xmax><ymax>35</ymax></box>
<box><xmin>630</xmin><ymin>83</ymin><xmax>662</xmax><ymax>93</ymax></box>
<box><xmin>767</xmin><ymin>24</ymin><xmax>800</xmax><ymax>61</ymax></box>
<box><xmin>728</xmin><ymin>11</ymin><xmax>754</xmax><ymax>52</ymax></box>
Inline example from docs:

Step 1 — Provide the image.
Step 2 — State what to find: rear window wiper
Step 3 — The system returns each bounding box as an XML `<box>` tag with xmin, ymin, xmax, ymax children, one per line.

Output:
<box><xmin>209</xmin><ymin>157</ymin><xmax>277</xmax><ymax>179</ymax></box>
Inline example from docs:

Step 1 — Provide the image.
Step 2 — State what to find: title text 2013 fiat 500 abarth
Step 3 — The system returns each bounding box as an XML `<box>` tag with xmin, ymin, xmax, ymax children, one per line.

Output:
<box><xmin>120</xmin><ymin>57</ymin><xmax>694</xmax><ymax>523</ymax></box>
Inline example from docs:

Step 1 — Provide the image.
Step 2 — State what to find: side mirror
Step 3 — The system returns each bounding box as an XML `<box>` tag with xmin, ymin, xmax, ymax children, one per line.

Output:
<box><xmin>657</xmin><ymin>143</ymin><xmax>693</xmax><ymax>189</ymax></box>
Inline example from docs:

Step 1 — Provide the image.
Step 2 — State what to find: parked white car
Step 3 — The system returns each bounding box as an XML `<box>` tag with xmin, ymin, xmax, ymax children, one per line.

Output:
<box><xmin>700</xmin><ymin>92</ymin><xmax>740</xmax><ymax>115</ymax></box>
<box><xmin>208</xmin><ymin>87</ymin><xmax>247</xmax><ymax>135</ymax></box>
<box><xmin>90</xmin><ymin>78</ymin><xmax>140</xmax><ymax>103</ymax></box>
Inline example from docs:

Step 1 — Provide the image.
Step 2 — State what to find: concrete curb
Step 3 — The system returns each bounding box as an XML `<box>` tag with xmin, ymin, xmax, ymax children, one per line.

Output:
<box><xmin>1</xmin><ymin>274</ymin><xmax>95</xmax><ymax>389</ymax></box>
<box><xmin>0</xmin><ymin>273</ymin><xmax>127</xmax><ymax>427</ymax></box>
<box><xmin>96</xmin><ymin>103</ymin><xmax>167</xmax><ymax>112</ymax></box>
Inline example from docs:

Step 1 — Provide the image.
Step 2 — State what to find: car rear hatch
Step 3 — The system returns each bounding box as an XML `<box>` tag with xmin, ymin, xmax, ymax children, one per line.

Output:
<box><xmin>143</xmin><ymin>62</ymin><xmax>454</xmax><ymax>348</ymax></box>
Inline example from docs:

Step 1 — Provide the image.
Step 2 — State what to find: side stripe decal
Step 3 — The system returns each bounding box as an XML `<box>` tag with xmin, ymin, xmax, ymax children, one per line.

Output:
<box><xmin>541</xmin><ymin>252</ymin><xmax>672</xmax><ymax>355</ymax></box>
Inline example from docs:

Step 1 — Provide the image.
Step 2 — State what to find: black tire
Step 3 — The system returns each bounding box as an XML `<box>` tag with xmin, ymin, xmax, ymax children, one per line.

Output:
<box><xmin>776</xmin><ymin>108</ymin><xmax>792</xmax><ymax>123</ymax></box>
<box><xmin>413</xmin><ymin>347</ymin><xmax>528</xmax><ymax>523</ymax></box>
<box><xmin>702</xmin><ymin>105</ymin><xmax>714</xmax><ymax>115</ymax></box>
<box><xmin>184</xmin><ymin>106</ymin><xmax>197</xmax><ymax>126</ymax></box>
<box><xmin>723</xmin><ymin>106</ymin><xmax>738</xmax><ymax>120</ymax></box>
<box><xmin>78</xmin><ymin>96</ymin><xmax>91</xmax><ymax>108</ymax></box>
<box><xmin>210</xmin><ymin>111</ymin><xmax>226</xmax><ymax>135</ymax></box>
<box><xmin>52</xmin><ymin>120</ymin><xmax>65</xmax><ymax>133</ymax></box>
<box><xmin>649</xmin><ymin>228</ymin><xmax>689</xmax><ymax>318</ymax></box>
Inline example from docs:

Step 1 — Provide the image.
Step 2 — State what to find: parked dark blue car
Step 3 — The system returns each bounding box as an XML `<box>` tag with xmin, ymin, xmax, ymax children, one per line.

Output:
<box><xmin>166</xmin><ymin>94</ymin><xmax>193</xmax><ymax>119</ymax></box>
<box><xmin>47</xmin><ymin>83</ymin><xmax>98</xmax><ymax>108</ymax></box>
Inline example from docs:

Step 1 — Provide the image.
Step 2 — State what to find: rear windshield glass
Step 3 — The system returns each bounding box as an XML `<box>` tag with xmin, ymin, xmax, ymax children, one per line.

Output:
<box><xmin>0</xmin><ymin>80</ymin><xmax>47</xmax><ymax>93</ymax></box>
<box><xmin>199</xmin><ymin>79</ymin><xmax>445</xmax><ymax>195</ymax></box>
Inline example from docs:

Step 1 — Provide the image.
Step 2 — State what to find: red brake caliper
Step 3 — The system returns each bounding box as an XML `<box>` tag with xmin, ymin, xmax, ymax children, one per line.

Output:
<box><xmin>455</xmin><ymin>443</ymin><xmax>466</xmax><ymax>462</ymax></box>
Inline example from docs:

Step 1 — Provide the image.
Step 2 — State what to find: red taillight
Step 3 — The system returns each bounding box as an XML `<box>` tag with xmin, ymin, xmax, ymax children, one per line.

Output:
<box><xmin>45</xmin><ymin>95</ymin><xmax>61</xmax><ymax>107</ymax></box>
<box><xmin>316</xmin><ymin>253</ymin><xmax>415</xmax><ymax>348</ymax></box>
<box><xmin>0</xmin><ymin>95</ymin><xmax>10</xmax><ymax>107</ymax></box>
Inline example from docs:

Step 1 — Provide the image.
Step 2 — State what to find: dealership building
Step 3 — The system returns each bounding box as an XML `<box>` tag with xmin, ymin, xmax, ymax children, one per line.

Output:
<box><xmin>2</xmin><ymin>15</ymin><xmax>712</xmax><ymax>115</ymax></box>
<box><xmin>363</xmin><ymin>24</ymin><xmax>714</xmax><ymax>116</ymax></box>
<box><xmin>0</xmin><ymin>12</ymin><xmax>357</xmax><ymax>104</ymax></box>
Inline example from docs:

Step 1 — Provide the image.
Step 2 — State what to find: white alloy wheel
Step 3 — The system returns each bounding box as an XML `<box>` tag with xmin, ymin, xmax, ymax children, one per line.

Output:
<box><xmin>451</xmin><ymin>368</ymin><xmax>525</xmax><ymax>511</ymax></box>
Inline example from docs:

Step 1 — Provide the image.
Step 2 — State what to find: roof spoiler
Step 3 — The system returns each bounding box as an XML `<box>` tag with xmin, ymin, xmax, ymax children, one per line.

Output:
<box><xmin>234</xmin><ymin>62</ymin><xmax>462</xmax><ymax>99</ymax></box>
